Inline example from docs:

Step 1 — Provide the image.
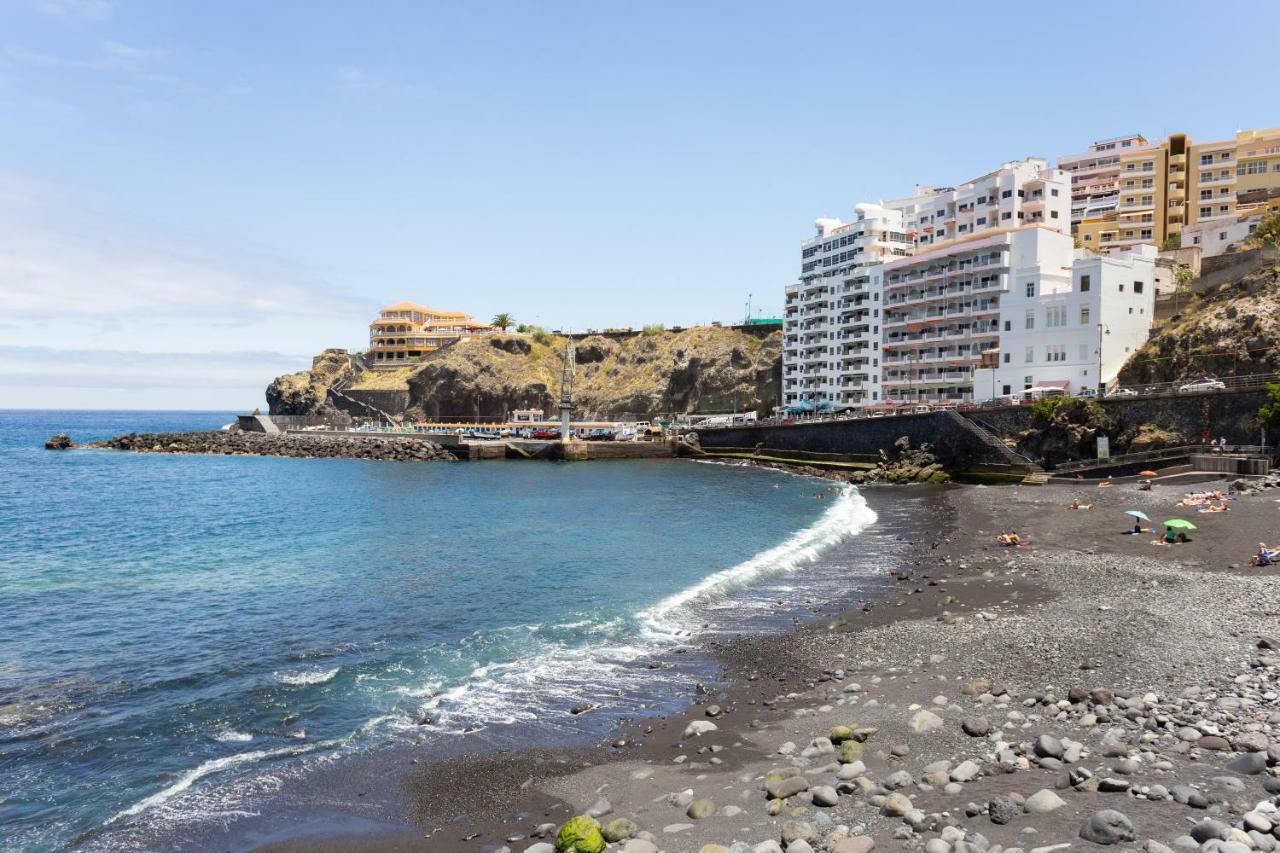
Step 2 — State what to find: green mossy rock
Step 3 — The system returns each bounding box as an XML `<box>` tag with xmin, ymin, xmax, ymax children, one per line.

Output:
<box><xmin>838</xmin><ymin>740</ymin><xmax>863</xmax><ymax>763</ymax></box>
<box><xmin>555</xmin><ymin>816</ymin><xmax>605</xmax><ymax>853</ymax></box>
<box><xmin>601</xmin><ymin>818</ymin><xmax>638</xmax><ymax>842</ymax></box>
<box><xmin>928</xmin><ymin>471</ymin><xmax>951</xmax><ymax>483</ymax></box>
<box><xmin>829</xmin><ymin>725</ymin><xmax>856</xmax><ymax>744</ymax></box>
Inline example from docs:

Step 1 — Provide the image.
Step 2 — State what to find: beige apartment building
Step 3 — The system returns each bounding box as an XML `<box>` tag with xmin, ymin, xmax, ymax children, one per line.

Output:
<box><xmin>1061</xmin><ymin>125</ymin><xmax>1280</xmax><ymax>254</ymax></box>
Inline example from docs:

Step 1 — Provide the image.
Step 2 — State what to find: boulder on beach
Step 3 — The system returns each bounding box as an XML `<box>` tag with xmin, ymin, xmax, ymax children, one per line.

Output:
<box><xmin>555</xmin><ymin>815</ymin><xmax>606</xmax><ymax>853</ymax></box>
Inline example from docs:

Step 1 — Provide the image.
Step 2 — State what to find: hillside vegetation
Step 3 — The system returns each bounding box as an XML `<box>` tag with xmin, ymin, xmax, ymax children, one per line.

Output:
<box><xmin>1117</xmin><ymin>248</ymin><xmax>1280</xmax><ymax>385</ymax></box>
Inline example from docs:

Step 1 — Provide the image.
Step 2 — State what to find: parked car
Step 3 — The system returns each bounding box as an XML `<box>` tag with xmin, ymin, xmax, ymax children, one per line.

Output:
<box><xmin>583</xmin><ymin>428</ymin><xmax>615</xmax><ymax>441</ymax></box>
<box><xmin>1077</xmin><ymin>388</ymin><xmax>1098</xmax><ymax>399</ymax></box>
<box><xmin>531</xmin><ymin>428</ymin><xmax>561</xmax><ymax>440</ymax></box>
<box><xmin>1177</xmin><ymin>377</ymin><xmax>1227</xmax><ymax>394</ymax></box>
<box><xmin>1106</xmin><ymin>387</ymin><xmax>1138</xmax><ymax>398</ymax></box>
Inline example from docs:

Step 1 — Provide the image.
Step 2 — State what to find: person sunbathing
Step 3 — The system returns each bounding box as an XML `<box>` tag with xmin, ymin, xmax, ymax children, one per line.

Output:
<box><xmin>997</xmin><ymin>531</ymin><xmax>1021</xmax><ymax>546</ymax></box>
<box><xmin>1198</xmin><ymin>502</ymin><xmax>1229</xmax><ymax>513</ymax></box>
<box><xmin>1068</xmin><ymin>499</ymin><xmax>1093</xmax><ymax>510</ymax></box>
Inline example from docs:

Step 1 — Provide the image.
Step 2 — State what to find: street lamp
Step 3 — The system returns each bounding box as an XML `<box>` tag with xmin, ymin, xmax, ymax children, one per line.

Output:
<box><xmin>1096</xmin><ymin>323</ymin><xmax>1111</xmax><ymax>395</ymax></box>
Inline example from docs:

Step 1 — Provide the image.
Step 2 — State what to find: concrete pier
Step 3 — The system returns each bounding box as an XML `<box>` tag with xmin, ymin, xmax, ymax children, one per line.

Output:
<box><xmin>284</xmin><ymin>430</ymin><xmax>676</xmax><ymax>461</ymax></box>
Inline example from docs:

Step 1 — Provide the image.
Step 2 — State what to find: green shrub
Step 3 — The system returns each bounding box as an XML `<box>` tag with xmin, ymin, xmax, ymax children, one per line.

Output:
<box><xmin>642</xmin><ymin>323</ymin><xmax>665</xmax><ymax>336</ymax></box>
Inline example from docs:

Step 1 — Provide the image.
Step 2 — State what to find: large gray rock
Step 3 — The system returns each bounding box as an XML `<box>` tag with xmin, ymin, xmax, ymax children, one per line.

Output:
<box><xmin>881</xmin><ymin>792</ymin><xmax>912</xmax><ymax>816</ymax></box>
<box><xmin>812</xmin><ymin>786</ymin><xmax>839</xmax><ymax>807</ymax></box>
<box><xmin>781</xmin><ymin>820</ymin><xmax>817</xmax><ymax>846</ymax></box>
<box><xmin>950</xmin><ymin>760</ymin><xmax>982</xmax><ymax>782</ymax></box>
<box><xmin>602</xmin><ymin>818</ymin><xmax>639</xmax><ymax>842</ymax></box>
<box><xmin>684</xmin><ymin>720</ymin><xmax>718</xmax><ymax>738</ymax></box>
<box><xmin>1189</xmin><ymin>820</ymin><xmax>1230</xmax><ymax>843</ymax></box>
<box><xmin>1034</xmin><ymin>734</ymin><xmax>1064</xmax><ymax>759</ymax></box>
<box><xmin>1226</xmin><ymin>752</ymin><xmax>1268</xmax><ymax>775</ymax></box>
<box><xmin>766</xmin><ymin>775</ymin><xmax>809</xmax><ymax>800</ymax></box>
<box><xmin>1080</xmin><ymin>809</ymin><xmax>1135</xmax><ymax>845</ymax></box>
<box><xmin>1024</xmin><ymin>789</ymin><xmax>1066</xmax><ymax>814</ymax></box>
<box><xmin>910</xmin><ymin>709</ymin><xmax>944</xmax><ymax>733</ymax></box>
<box><xmin>831</xmin><ymin>839</ymin><xmax>875</xmax><ymax>853</ymax></box>
<box><xmin>962</xmin><ymin>716</ymin><xmax>991</xmax><ymax>737</ymax></box>
<box><xmin>687</xmin><ymin>798</ymin><xmax>715</xmax><ymax>819</ymax></box>
<box><xmin>988</xmin><ymin>796</ymin><xmax>1020</xmax><ymax>825</ymax></box>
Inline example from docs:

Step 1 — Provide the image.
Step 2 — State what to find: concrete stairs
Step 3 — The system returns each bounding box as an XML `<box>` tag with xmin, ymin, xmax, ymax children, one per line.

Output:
<box><xmin>327</xmin><ymin>356</ymin><xmax>403</xmax><ymax>425</ymax></box>
<box><xmin>943</xmin><ymin>410</ymin><xmax>1042</xmax><ymax>472</ymax></box>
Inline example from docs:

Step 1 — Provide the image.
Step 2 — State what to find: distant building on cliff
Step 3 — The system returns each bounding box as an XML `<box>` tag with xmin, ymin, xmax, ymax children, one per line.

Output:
<box><xmin>368</xmin><ymin>302</ymin><xmax>492</xmax><ymax>365</ymax></box>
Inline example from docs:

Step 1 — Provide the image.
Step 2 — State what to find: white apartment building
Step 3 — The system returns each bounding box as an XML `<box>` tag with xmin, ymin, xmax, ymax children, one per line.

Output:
<box><xmin>1057</xmin><ymin>134</ymin><xmax>1147</xmax><ymax>234</ymax></box>
<box><xmin>1180</xmin><ymin>214</ymin><xmax>1265</xmax><ymax>257</ymax></box>
<box><xmin>785</xmin><ymin>157</ymin><xmax>1158</xmax><ymax>408</ymax></box>
<box><xmin>972</xmin><ymin>243</ymin><xmax>1156</xmax><ymax>401</ymax></box>
<box><xmin>783</xmin><ymin>204</ymin><xmax>912</xmax><ymax>406</ymax></box>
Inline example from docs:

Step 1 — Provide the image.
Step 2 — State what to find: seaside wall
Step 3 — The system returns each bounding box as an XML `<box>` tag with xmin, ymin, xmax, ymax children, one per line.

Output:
<box><xmin>695</xmin><ymin>412</ymin><xmax>1009</xmax><ymax>471</ymax></box>
<box><xmin>972</xmin><ymin>389</ymin><xmax>1269</xmax><ymax>446</ymax></box>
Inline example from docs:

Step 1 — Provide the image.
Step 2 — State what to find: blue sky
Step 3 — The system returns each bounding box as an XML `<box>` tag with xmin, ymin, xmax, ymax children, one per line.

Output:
<box><xmin>2</xmin><ymin>0</ymin><xmax>1276</xmax><ymax>409</ymax></box>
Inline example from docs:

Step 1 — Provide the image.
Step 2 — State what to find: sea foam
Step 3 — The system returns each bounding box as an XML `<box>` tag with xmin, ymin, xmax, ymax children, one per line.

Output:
<box><xmin>637</xmin><ymin>484</ymin><xmax>876</xmax><ymax>637</ymax></box>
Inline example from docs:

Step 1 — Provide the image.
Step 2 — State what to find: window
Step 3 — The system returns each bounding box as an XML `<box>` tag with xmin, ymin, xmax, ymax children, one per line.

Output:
<box><xmin>976</xmin><ymin>217</ymin><xmax>986</xmax><ymax>225</ymax></box>
<box><xmin>1046</xmin><ymin>305</ymin><xmax>1066</xmax><ymax>327</ymax></box>
<box><xmin>1080</xmin><ymin>343</ymin><xmax>1090</xmax><ymax>360</ymax></box>
<box><xmin>1003</xmin><ymin>320</ymin><xmax>1011</xmax><ymax>331</ymax></box>
<box><xmin>1025</xmin><ymin>309</ymin><xmax>1035</xmax><ymax>330</ymax></box>
<box><xmin>1025</xmin><ymin>281</ymin><xmax>1035</xmax><ymax>297</ymax></box>
<box><xmin>1003</xmin><ymin>352</ymin><xmax>1010</xmax><ymax>363</ymax></box>
<box><xmin>1200</xmin><ymin>153</ymin><xmax>1214</xmax><ymax>165</ymax></box>
<box><xmin>1133</xmin><ymin>280</ymin><xmax>1144</xmax><ymax>294</ymax></box>
<box><xmin>1001</xmin><ymin>211</ymin><xmax>1012</xmax><ymax>220</ymax></box>
<box><xmin>1002</xmin><ymin>385</ymin><xmax>1011</xmax><ymax>395</ymax></box>
<box><xmin>1051</xmin><ymin>188</ymin><xmax>1059</xmax><ymax>197</ymax></box>
<box><xmin>1080</xmin><ymin>306</ymin><xmax>1091</xmax><ymax>325</ymax></box>
<box><xmin>1046</xmin><ymin>345</ymin><xmax>1066</xmax><ymax>362</ymax></box>
<box><xmin>1001</xmin><ymin>189</ymin><xmax>1012</xmax><ymax>199</ymax></box>
<box><xmin>1025</xmin><ymin>346</ymin><xmax>1034</xmax><ymax>363</ymax></box>
<box><xmin>1119</xmin><ymin>283</ymin><xmax>1125</xmax><ymax>292</ymax></box>
<box><xmin>1200</xmin><ymin>206</ymin><xmax>1212</xmax><ymax>218</ymax></box>
<box><xmin>1084</xmin><ymin>234</ymin><xmax>1092</xmax><ymax>242</ymax></box>
<box><xmin>1080</xmin><ymin>274</ymin><xmax>1091</xmax><ymax>292</ymax></box>
<box><xmin>1051</xmin><ymin>210</ymin><xmax>1059</xmax><ymax>219</ymax></box>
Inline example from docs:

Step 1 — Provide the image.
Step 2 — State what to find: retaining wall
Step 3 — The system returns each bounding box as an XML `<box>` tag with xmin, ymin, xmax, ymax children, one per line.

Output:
<box><xmin>695</xmin><ymin>412</ymin><xmax>1009</xmax><ymax>471</ymax></box>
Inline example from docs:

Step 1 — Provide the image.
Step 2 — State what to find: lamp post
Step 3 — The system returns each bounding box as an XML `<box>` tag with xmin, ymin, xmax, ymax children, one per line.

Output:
<box><xmin>1096</xmin><ymin>323</ymin><xmax>1110</xmax><ymax>396</ymax></box>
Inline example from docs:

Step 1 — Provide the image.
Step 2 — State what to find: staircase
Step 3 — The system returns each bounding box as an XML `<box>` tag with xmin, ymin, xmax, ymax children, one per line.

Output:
<box><xmin>1020</xmin><ymin>472</ymin><xmax>1051</xmax><ymax>485</ymax></box>
<box><xmin>326</xmin><ymin>355</ymin><xmax>404</xmax><ymax>426</ymax></box>
<box><xmin>942</xmin><ymin>410</ymin><xmax>1042</xmax><ymax>472</ymax></box>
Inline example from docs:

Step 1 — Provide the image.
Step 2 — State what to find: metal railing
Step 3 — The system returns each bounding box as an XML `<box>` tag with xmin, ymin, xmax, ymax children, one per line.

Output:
<box><xmin>1115</xmin><ymin>372</ymin><xmax>1280</xmax><ymax>398</ymax></box>
<box><xmin>1051</xmin><ymin>444</ymin><xmax>1273</xmax><ymax>474</ymax></box>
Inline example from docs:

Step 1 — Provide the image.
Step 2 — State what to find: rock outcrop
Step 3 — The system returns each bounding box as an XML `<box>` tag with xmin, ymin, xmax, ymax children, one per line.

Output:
<box><xmin>405</xmin><ymin>328</ymin><xmax>781</xmax><ymax>420</ymax></box>
<box><xmin>1013</xmin><ymin>397</ymin><xmax>1117</xmax><ymax>467</ymax></box>
<box><xmin>1117</xmin><ymin>254</ymin><xmax>1280</xmax><ymax>385</ymax></box>
<box><xmin>265</xmin><ymin>349</ymin><xmax>354</xmax><ymax>416</ymax></box>
<box><xmin>44</xmin><ymin>434</ymin><xmax>75</xmax><ymax>450</ymax></box>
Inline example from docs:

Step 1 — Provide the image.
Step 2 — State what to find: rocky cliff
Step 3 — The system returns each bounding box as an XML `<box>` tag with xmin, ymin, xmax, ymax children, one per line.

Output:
<box><xmin>265</xmin><ymin>349</ymin><xmax>354</xmax><ymax>416</ymax></box>
<box><xmin>407</xmin><ymin>327</ymin><xmax>781</xmax><ymax>420</ymax></box>
<box><xmin>266</xmin><ymin>328</ymin><xmax>782</xmax><ymax>421</ymax></box>
<box><xmin>1117</xmin><ymin>252</ymin><xmax>1280</xmax><ymax>385</ymax></box>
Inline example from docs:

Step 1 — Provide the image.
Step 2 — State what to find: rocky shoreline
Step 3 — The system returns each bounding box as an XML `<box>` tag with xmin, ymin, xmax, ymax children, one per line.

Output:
<box><xmin>45</xmin><ymin>431</ymin><xmax>455</xmax><ymax>462</ymax></box>
<box><xmin>288</xmin><ymin>474</ymin><xmax>1280</xmax><ymax>853</ymax></box>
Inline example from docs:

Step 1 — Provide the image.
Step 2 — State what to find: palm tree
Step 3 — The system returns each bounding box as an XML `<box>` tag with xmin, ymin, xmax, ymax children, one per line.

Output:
<box><xmin>492</xmin><ymin>312</ymin><xmax>514</xmax><ymax>331</ymax></box>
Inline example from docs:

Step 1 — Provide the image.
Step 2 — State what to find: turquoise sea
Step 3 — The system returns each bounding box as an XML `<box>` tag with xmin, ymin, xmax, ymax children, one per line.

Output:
<box><xmin>0</xmin><ymin>410</ymin><xmax>931</xmax><ymax>851</ymax></box>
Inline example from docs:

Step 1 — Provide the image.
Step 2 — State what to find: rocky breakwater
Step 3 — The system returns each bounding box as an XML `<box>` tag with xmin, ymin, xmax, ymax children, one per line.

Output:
<box><xmin>61</xmin><ymin>431</ymin><xmax>455</xmax><ymax>462</ymax></box>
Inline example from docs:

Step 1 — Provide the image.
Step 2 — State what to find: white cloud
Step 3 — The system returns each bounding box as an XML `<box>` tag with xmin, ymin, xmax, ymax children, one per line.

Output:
<box><xmin>4</xmin><ymin>39</ymin><xmax>165</xmax><ymax>72</ymax></box>
<box><xmin>0</xmin><ymin>346</ymin><xmax>305</xmax><ymax>410</ymax></box>
<box><xmin>34</xmin><ymin>0</ymin><xmax>112</xmax><ymax>21</ymax></box>
<box><xmin>0</xmin><ymin>172</ymin><xmax>372</xmax><ymax>327</ymax></box>
<box><xmin>334</xmin><ymin>66</ymin><xmax>383</xmax><ymax>94</ymax></box>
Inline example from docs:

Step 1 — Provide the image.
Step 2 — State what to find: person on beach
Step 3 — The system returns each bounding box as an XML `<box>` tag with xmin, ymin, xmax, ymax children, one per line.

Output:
<box><xmin>1130</xmin><ymin>520</ymin><xmax>1144</xmax><ymax>535</ymax></box>
<box><xmin>1254</xmin><ymin>543</ymin><xmax>1275</xmax><ymax>567</ymax></box>
<box><xmin>1069</xmin><ymin>499</ymin><xmax>1093</xmax><ymax>510</ymax></box>
<box><xmin>998</xmin><ymin>531</ymin><xmax>1021</xmax><ymax>546</ymax></box>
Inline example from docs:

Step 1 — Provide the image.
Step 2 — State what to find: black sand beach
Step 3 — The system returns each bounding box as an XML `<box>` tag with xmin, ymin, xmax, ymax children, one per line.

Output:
<box><xmin>260</xmin><ymin>471</ymin><xmax>1280</xmax><ymax>853</ymax></box>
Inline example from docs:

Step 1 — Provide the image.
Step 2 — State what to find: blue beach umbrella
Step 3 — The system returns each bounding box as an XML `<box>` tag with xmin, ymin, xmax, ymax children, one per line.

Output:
<box><xmin>1124</xmin><ymin>510</ymin><xmax>1151</xmax><ymax>521</ymax></box>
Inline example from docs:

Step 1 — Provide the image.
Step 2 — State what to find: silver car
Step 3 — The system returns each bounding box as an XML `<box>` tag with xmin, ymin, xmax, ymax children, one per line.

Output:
<box><xmin>1177</xmin><ymin>377</ymin><xmax>1226</xmax><ymax>393</ymax></box>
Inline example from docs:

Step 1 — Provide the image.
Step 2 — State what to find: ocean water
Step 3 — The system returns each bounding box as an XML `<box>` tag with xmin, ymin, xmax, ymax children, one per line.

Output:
<box><xmin>0</xmin><ymin>410</ymin><xmax>911</xmax><ymax>851</ymax></box>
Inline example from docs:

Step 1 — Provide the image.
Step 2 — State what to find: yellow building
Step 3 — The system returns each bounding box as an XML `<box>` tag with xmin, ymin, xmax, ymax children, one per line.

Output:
<box><xmin>1063</xmin><ymin>125</ymin><xmax>1280</xmax><ymax>255</ymax></box>
<box><xmin>368</xmin><ymin>302</ymin><xmax>492</xmax><ymax>365</ymax></box>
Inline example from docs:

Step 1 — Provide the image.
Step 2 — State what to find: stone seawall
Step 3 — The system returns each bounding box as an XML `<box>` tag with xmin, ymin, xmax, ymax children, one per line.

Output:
<box><xmin>971</xmin><ymin>390</ymin><xmax>1269</xmax><ymax>447</ymax></box>
<box><xmin>695</xmin><ymin>412</ymin><xmax>1006</xmax><ymax>472</ymax></box>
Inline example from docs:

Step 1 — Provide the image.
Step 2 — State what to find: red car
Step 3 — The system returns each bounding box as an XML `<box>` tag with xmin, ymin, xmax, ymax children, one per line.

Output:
<box><xmin>531</xmin><ymin>428</ymin><xmax>561</xmax><ymax>440</ymax></box>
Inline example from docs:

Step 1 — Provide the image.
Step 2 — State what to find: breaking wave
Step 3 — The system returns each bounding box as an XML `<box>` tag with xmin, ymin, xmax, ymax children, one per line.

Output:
<box><xmin>637</xmin><ymin>484</ymin><xmax>876</xmax><ymax>637</ymax></box>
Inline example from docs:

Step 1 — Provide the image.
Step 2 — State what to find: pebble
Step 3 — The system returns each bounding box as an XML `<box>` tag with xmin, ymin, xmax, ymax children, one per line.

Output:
<box><xmin>684</xmin><ymin>721</ymin><xmax>718</xmax><ymax>738</ymax></box>
<box><xmin>1079</xmin><ymin>809</ymin><xmax>1135</xmax><ymax>845</ymax></box>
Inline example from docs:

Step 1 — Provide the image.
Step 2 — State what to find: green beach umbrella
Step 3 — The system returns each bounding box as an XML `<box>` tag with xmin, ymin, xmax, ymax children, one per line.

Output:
<box><xmin>1163</xmin><ymin>519</ymin><xmax>1197</xmax><ymax>530</ymax></box>
<box><xmin>1124</xmin><ymin>510</ymin><xmax>1151</xmax><ymax>521</ymax></box>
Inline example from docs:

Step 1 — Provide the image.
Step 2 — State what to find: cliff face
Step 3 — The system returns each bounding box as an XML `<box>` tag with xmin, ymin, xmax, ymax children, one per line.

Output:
<box><xmin>405</xmin><ymin>327</ymin><xmax>782</xmax><ymax>420</ymax></box>
<box><xmin>1117</xmin><ymin>255</ymin><xmax>1280</xmax><ymax>386</ymax></box>
<box><xmin>265</xmin><ymin>349</ymin><xmax>352</xmax><ymax>416</ymax></box>
<box><xmin>267</xmin><ymin>328</ymin><xmax>781</xmax><ymax>421</ymax></box>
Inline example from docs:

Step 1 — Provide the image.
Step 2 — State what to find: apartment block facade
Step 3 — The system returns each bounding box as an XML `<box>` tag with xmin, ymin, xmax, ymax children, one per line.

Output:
<box><xmin>784</xmin><ymin>157</ymin><xmax>1157</xmax><ymax>409</ymax></box>
<box><xmin>1062</xmin><ymin>125</ymin><xmax>1280</xmax><ymax>255</ymax></box>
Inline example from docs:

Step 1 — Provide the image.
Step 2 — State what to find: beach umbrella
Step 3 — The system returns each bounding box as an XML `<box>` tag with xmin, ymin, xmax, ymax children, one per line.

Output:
<box><xmin>1163</xmin><ymin>519</ymin><xmax>1197</xmax><ymax>530</ymax></box>
<box><xmin>1139</xmin><ymin>470</ymin><xmax>1158</xmax><ymax>477</ymax></box>
<box><xmin>1124</xmin><ymin>510</ymin><xmax>1151</xmax><ymax>521</ymax></box>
